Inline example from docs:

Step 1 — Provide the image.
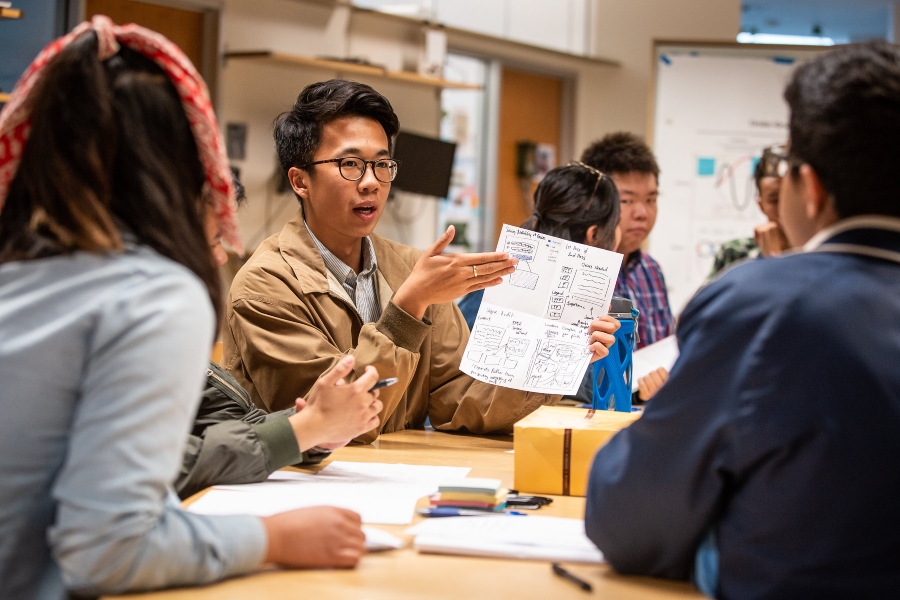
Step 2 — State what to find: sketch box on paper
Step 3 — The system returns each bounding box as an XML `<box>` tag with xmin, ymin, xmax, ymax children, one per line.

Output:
<box><xmin>514</xmin><ymin>406</ymin><xmax>639</xmax><ymax>497</ymax></box>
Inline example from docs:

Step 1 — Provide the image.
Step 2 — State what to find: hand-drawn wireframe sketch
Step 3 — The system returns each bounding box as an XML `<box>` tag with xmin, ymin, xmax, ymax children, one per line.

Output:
<box><xmin>466</xmin><ymin>324</ymin><xmax>531</xmax><ymax>369</ymax></box>
<box><xmin>505</xmin><ymin>236</ymin><xmax>540</xmax><ymax>290</ymax></box>
<box><xmin>571</xmin><ymin>270</ymin><xmax>610</xmax><ymax>304</ymax></box>
<box><xmin>463</xmin><ymin>225</ymin><xmax>623</xmax><ymax>394</ymax></box>
<box><xmin>545</xmin><ymin>267</ymin><xmax>611</xmax><ymax>321</ymax></box>
<box><xmin>526</xmin><ymin>339</ymin><xmax>591</xmax><ymax>390</ymax></box>
<box><xmin>547</xmin><ymin>266</ymin><xmax>574</xmax><ymax>320</ymax></box>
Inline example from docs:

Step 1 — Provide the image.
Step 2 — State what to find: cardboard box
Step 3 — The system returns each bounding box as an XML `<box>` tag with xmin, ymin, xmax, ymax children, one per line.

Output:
<box><xmin>514</xmin><ymin>405</ymin><xmax>640</xmax><ymax>497</ymax></box>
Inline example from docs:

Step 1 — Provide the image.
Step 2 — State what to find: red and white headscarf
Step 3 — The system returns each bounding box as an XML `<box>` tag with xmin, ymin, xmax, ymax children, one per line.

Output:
<box><xmin>0</xmin><ymin>15</ymin><xmax>243</xmax><ymax>253</ymax></box>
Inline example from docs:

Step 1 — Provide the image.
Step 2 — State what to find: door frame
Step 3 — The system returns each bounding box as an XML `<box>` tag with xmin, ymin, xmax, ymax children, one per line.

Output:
<box><xmin>67</xmin><ymin>0</ymin><xmax>223</xmax><ymax>105</ymax></box>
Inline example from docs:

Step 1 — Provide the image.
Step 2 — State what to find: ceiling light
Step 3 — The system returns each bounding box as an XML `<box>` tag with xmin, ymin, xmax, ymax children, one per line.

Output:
<box><xmin>737</xmin><ymin>32</ymin><xmax>835</xmax><ymax>46</ymax></box>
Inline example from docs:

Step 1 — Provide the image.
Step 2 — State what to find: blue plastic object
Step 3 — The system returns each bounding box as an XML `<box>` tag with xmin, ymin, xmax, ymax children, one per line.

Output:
<box><xmin>592</xmin><ymin>300</ymin><xmax>638</xmax><ymax>412</ymax></box>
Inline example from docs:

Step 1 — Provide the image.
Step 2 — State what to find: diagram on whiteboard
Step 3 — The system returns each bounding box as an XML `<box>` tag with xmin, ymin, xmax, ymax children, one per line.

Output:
<box><xmin>459</xmin><ymin>225</ymin><xmax>623</xmax><ymax>394</ymax></box>
<box><xmin>650</xmin><ymin>49</ymin><xmax>821</xmax><ymax>313</ymax></box>
<box><xmin>700</xmin><ymin>153</ymin><xmax>759</xmax><ymax>213</ymax></box>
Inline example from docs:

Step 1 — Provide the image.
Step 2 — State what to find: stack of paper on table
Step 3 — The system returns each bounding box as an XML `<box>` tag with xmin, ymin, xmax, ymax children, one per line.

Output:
<box><xmin>187</xmin><ymin>461</ymin><xmax>470</xmax><ymax>525</ymax></box>
<box><xmin>430</xmin><ymin>478</ymin><xmax>509</xmax><ymax>511</ymax></box>
<box><xmin>408</xmin><ymin>516</ymin><xmax>603</xmax><ymax>564</ymax></box>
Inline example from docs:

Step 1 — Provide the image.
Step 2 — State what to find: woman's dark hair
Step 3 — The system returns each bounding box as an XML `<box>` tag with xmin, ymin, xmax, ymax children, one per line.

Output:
<box><xmin>785</xmin><ymin>40</ymin><xmax>900</xmax><ymax>218</ymax></box>
<box><xmin>273</xmin><ymin>79</ymin><xmax>400</xmax><ymax>193</ymax></box>
<box><xmin>521</xmin><ymin>164</ymin><xmax>620</xmax><ymax>250</ymax></box>
<box><xmin>0</xmin><ymin>34</ymin><xmax>222</xmax><ymax>328</ymax></box>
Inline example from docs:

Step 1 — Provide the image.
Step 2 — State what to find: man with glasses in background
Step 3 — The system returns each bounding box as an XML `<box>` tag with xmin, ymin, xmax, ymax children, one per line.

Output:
<box><xmin>223</xmin><ymin>80</ymin><xmax>619</xmax><ymax>443</ymax></box>
<box><xmin>710</xmin><ymin>145</ymin><xmax>791</xmax><ymax>275</ymax></box>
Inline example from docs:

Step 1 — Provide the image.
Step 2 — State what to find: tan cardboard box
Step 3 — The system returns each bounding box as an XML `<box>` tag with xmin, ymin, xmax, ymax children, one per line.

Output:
<box><xmin>513</xmin><ymin>405</ymin><xmax>640</xmax><ymax>497</ymax></box>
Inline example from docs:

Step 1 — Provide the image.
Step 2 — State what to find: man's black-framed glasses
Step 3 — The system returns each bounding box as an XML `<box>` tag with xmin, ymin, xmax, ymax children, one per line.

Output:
<box><xmin>760</xmin><ymin>144</ymin><xmax>801</xmax><ymax>178</ymax></box>
<box><xmin>301</xmin><ymin>156</ymin><xmax>400</xmax><ymax>183</ymax></box>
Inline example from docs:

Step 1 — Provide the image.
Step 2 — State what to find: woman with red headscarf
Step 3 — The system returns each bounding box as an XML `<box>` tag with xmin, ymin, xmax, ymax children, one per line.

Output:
<box><xmin>0</xmin><ymin>17</ymin><xmax>374</xmax><ymax>598</ymax></box>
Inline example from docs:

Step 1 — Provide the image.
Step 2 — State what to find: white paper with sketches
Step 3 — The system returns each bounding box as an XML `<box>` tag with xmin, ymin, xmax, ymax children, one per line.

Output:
<box><xmin>187</xmin><ymin>462</ymin><xmax>470</xmax><ymax>525</ymax></box>
<box><xmin>630</xmin><ymin>335</ymin><xmax>679</xmax><ymax>392</ymax></box>
<box><xmin>460</xmin><ymin>225</ymin><xmax>623</xmax><ymax>395</ymax></box>
<box><xmin>407</xmin><ymin>515</ymin><xmax>603</xmax><ymax>564</ymax></box>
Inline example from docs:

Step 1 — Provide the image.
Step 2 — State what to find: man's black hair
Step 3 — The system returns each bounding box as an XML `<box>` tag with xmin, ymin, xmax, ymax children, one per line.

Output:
<box><xmin>580</xmin><ymin>132</ymin><xmax>660</xmax><ymax>180</ymax></box>
<box><xmin>273</xmin><ymin>79</ymin><xmax>400</xmax><ymax>189</ymax></box>
<box><xmin>785</xmin><ymin>41</ymin><xmax>900</xmax><ymax>218</ymax></box>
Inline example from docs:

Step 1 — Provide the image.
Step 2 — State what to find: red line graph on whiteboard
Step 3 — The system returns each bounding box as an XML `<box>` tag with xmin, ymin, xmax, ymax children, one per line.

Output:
<box><xmin>714</xmin><ymin>154</ymin><xmax>757</xmax><ymax>212</ymax></box>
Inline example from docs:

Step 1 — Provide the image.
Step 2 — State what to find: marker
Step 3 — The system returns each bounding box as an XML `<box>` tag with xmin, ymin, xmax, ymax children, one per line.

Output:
<box><xmin>417</xmin><ymin>508</ymin><xmax>527</xmax><ymax>518</ymax></box>
<box><xmin>368</xmin><ymin>377</ymin><xmax>398</xmax><ymax>392</ymax></box>
<box><xmin>552</xmin><ymin>563</ymin><xmax>593</xmax><ymax>592</ymax></box>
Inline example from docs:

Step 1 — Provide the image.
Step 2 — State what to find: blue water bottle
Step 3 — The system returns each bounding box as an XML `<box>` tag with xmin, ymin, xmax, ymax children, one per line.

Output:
<box><xmin>591</xmin><ymin>296</ymin><xmax>639</xmax><ymax>412</ymax></box>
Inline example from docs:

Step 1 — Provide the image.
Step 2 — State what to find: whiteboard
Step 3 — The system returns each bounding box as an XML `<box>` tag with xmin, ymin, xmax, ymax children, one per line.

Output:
<box><xmin>648</xmin><ymin>43</ymin><xmax>826</xmax><ymax>314</ymax></box>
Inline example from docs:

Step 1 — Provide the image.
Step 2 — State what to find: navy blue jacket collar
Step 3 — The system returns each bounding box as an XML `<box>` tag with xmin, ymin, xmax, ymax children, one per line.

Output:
<box><xmin>804</xmin><ymin>215</ymin><xmax>900</xmax><ymax>266</ymax></box>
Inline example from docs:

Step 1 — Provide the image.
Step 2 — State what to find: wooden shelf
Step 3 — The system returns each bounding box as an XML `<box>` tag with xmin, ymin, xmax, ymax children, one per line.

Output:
<box><xmin>1</xmin><ymin>6</ymin><xmax>23</xmax><ymax>19</ymax></box>
<box><xmin>0</xmin><ymin>93</ymin><xmax>10</xmax><ymax>103</ymax></box>
<box><xmin>224</xmin><ymin>51</ymin><xmax>482</xmax><ymax>90</ymax></box>
<box><xmin>279</xmin><ymin>0</ymin><xmax>619</xmax><ymax>67</ymax></box>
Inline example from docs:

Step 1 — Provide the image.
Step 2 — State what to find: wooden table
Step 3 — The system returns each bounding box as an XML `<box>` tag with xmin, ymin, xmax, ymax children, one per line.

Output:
<box><xmin>108</xmin><ymin>430</ymin><xmax>702</xmax><ymax>599</ymax></box>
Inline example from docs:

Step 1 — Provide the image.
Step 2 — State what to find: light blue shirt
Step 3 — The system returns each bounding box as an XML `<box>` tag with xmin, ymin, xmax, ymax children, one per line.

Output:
<box><xmin>0</xmin><ymin>245</ymin><xmax>266</xmax><ymax>599</ymax></box>
<box><xmin>305</xmin><ymin>220</ymin><xmax>382</xmax><ymax>324</ymax></box>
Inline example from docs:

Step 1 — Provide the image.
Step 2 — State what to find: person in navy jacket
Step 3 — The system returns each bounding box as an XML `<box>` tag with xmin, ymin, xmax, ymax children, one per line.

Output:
<box><xmin>585</xmin><ymin>41</ymin><xmax>900</xmax><ymax>599</ymax></box>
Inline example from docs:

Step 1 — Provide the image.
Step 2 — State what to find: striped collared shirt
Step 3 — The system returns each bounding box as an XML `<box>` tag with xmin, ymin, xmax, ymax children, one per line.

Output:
<box><xmin>613</xmin><ymin>249</ymin><xmax>674</xmax><ymax>348</ymax></box>
<box><xmin>305</xmin><ymin>221</ymin><xmax>382</xmax><ymax>324</ymax></box>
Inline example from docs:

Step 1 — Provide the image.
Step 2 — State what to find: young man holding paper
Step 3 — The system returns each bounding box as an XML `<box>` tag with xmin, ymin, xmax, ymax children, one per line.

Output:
<box><xmin>224</xmin><ymin>80</ymin><xmax>619</xmax><ymax>443</ymax></box>
<box><xmin>585</xmin><ymin>42</ymin><xmax>900</xmax><ymax>597</ymax></box>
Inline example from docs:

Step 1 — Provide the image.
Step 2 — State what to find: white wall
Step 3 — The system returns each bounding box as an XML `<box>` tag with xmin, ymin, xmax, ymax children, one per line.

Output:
<box><xmin>587</xmin><ymin>0</ymin><xmax>742</xmax><ymax>138</ymax></box>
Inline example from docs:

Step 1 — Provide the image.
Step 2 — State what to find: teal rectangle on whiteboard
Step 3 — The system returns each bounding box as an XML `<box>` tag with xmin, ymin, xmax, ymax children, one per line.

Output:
<box><xmin>697</xmin><ymin>157</ymin><xmax>716</xmax><ymax>176</ymax></box>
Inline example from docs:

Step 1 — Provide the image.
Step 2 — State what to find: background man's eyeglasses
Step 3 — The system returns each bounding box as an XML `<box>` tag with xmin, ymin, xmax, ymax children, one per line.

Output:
<box><xmin>301</xmin><ymin>157</ymin><xmax>400</xmax><ymax>183</ymax></box>
<box><xmin>761</xmin><ymin>144</ymin><xmax>802</xmax><ymax>178</ymax></box>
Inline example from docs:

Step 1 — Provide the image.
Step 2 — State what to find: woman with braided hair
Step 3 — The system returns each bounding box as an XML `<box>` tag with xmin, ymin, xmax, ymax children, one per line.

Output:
<box><xmin>0</xmin><ymin>17</ymin><xmax>374</xmax><ymax>599</ymax></box>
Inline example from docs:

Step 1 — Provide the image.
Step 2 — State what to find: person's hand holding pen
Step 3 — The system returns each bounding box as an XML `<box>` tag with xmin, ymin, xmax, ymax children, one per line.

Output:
<box><xmin>287</xmin><ymin>355</ymin><xmax>383</xmax><ymax>451</ymax></box>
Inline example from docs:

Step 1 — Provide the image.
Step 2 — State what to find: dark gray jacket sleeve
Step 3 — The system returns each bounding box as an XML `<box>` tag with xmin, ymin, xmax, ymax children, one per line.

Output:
<box><xmin>175</xmin><ymin>364</ymin><xmax>329</xmax><ymax>499</ymax></box>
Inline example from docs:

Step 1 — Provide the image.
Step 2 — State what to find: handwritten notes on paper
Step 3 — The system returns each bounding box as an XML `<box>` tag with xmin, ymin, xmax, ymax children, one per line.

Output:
<box><xmin>460</xmin><ymin>225</ymin><xmax>623</xmax><ymax>395</ymax></box>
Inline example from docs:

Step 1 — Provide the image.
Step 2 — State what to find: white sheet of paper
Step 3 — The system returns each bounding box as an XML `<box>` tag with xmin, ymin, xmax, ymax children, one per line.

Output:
<box><xmin>407</xmin><ymin>515</ymin><xmax>603</xmax><ymax>564</ymax></box>
<box><xmin>270</xmin><ymin>461</ymin><xmax>470</xmax><ymax>485</ymax></box>
<box><xmin>187</xmin><ymin>462</ymin><xmax>470</xmax><ymax>525</ymax></box>
<box><xmin>461</xmin><ymin>225</ymin><xmax>623</xmax><ymax>395</ymax></box>
<box><xmin>363</xmin><ymin>526</ymin><xmax>405</xmax><ymax>551</ymax></box>
<box><xmin>630</xmin><ymin>335</ymin><xmax>679</xmax><ymax>392</ymax></box>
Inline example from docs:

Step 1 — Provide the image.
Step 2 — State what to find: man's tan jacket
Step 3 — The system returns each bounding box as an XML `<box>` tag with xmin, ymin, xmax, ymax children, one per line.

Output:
<box><xmin>223</xmin><ymin>211</ymin><xmax>559</xmax><ymax>444</ymax></box>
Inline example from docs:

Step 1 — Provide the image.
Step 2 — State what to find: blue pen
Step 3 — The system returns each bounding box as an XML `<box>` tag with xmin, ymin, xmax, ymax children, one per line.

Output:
<box><xmin>417</xmin><ymin>508</ymin><xmax>527</xmax><ymax>518</ymax></box>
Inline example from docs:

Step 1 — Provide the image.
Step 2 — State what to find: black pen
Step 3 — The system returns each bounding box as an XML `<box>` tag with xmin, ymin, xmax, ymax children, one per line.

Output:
<box><xmin>552</xmin><ymin>563</ymin><xmax>593</xmax><ymax>592</ymax></box>
<box><xmin>368</xmin><ymin>377</ymin><xmax>398</xmax><ymax>392</ymax></box>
